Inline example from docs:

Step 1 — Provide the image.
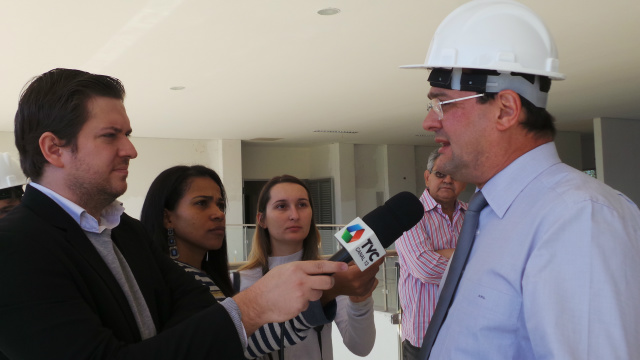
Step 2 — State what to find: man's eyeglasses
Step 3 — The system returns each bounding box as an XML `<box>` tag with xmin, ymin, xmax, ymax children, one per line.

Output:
<box><xmin>427</xmin><ymin>93</ymin><xmax>484</xmax><ymax>120</ymax></box>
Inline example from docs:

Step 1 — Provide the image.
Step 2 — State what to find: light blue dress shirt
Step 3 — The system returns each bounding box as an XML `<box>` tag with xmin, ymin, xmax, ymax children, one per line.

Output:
<box><xmin>431</xmin><ymin>142</ymin><xmax>640</xmax><ymax>359</ymax></box>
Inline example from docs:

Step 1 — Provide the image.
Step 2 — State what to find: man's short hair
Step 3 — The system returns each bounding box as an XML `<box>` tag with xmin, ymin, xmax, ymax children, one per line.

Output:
<box><xmin>427</xmin><ymin>149</ymin><xmax>441</xmax><ymax>173</ymax></box>
<box><xmin>478</xmin><ymin>92</ymin><xmax>556</xmax><ymax>139</ymax></box>
<box><xmin>14</xmin><ymin>68</ymin><xmax>126</xmax><ymax>180</ymax></box>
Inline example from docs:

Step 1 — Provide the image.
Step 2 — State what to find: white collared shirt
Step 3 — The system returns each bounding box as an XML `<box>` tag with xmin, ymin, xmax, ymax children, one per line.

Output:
<box><xmin>29</xmin><ymin>182</ymin><xmax>123</xmax><ymax>233</ymax></box>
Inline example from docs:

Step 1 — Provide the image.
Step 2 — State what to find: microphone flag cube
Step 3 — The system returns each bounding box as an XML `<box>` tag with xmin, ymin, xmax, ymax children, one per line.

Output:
<box><xmin>334</xmin><ymin>217</ymin><xmax>385</xmax><ymax>270</ymax></box>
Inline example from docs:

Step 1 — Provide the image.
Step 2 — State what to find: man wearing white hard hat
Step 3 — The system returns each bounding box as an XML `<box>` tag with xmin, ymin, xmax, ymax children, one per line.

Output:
<box><xmin>402</xmin><ymin>0</ymin><xmax>640</xmax><ymax>359</ymax></box>
<box><xmin>0</xmin><ymin>153</ymin><xmax>27</xmax><ymax>219</ymax></box>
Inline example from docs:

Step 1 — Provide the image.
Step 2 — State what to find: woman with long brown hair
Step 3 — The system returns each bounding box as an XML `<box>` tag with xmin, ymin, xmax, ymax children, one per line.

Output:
<box><xmin>238</xmin><ymin>175</ymin><xmax>380</xmax><ymax>360</ymax></box>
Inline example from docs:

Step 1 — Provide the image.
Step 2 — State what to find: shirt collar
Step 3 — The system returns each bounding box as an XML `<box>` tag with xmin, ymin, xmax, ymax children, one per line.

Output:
<box><xmin>481</xmin><ymin>142</ymin><xmax>561</xmax><ymax>219</ymax></box>
<box><xmin>29</xmin><ymin>182</ymin><xmax>125</xmax><ymax>233</ymax></box>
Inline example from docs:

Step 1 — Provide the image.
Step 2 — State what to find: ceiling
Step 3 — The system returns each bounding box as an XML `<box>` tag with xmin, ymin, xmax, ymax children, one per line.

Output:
<box><xmin>2</xmin><ymin>0</ymin><xmax>639</xmax><ymax>147</ymax></box>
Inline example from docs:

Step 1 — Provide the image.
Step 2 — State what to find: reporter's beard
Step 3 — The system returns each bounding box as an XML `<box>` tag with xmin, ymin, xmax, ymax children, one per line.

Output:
<box><xmin>68</xmin><ymin>177</ymin><xmax>127</xmax><ymax>213</ymax></box>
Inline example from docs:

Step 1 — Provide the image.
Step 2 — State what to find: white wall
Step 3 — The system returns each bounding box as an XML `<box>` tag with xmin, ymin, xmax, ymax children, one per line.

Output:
<box><xmin>217</xmin><ymin>140</ymin><xmax>243</xmax><ymax>224</ymax></box>
<box><xmin>218</xmin><ymin>139</ymin><xmax>245</xmax><ymax>262</ymax></box>
<box><xmin>1</xmin><ymin>131</ymin><xmax>19</xmax><ymax>158</ymax></box>
<box><xmin>242</xmin><ymin>144</ymin><xmax>312</xmax><ymax>180</ymax></box>
<box><xmin>386</xmin><ymin>145</ymin><xmax>418</xmax><ymax>197</ymax></box>
<box><xmin>309</xmin><ymin>144</ymin><xmax>334</xmax><ymax>179</ymax></box>
<box><xmin>354</xmin><ymin>144</ymin><xmax>419</xmax><ymax>218</ymax></box>
<box><xmin>330</xmin><ymin>143</ymin><xmax>357</xmax><ymax>224</ymax></box>
<box><xmin>354</xmin><ymin>144</ymin><xmax>387</xmax><ymax>217</ymax></box>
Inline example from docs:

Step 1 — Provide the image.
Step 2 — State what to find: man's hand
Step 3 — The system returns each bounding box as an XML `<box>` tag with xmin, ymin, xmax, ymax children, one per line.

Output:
<box><xmin>321</xmin><ymin>256</ymin><xmax>385</xmax><ymax>305</ymax></box>
<box><xmin>233</xmin><ymin>260</ymin><xmax>347</xmax><ymax>336</ymax></box>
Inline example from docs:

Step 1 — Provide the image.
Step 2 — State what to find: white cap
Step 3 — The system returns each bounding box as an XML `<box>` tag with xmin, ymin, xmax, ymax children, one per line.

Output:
<box><xmin>402</xmin><ymin>0</ymin><xmax>564</xmax><ymax>107</ymax></box>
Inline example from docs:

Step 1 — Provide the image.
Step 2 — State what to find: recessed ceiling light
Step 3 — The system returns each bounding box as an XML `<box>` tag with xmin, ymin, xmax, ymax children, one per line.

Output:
<box><xmin>170</xmin><ymin>86</ymin><xmax>185</xmax><ymax>90</ymax></box>
<box><xmin>317</xmin><ymin>8</ymin><xmax>340</xmax><ymax>16</ymax></box>
<box><xmin>249</xmin><ymin>137</ymin><xmax>283</xmax><ymax>142</ymax></box>
<box><xmin>313</xmin><ymin>130</ymin><xmax>357</xmax><ymax>134</ymax></box>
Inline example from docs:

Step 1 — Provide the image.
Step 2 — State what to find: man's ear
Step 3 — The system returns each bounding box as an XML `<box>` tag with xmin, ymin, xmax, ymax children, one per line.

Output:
<box><xmin>495</xmin><ymin>90</ymin><xmax>522</xmax><ymax>131</ymax></box>
<box><xmin>424</xmin><ymin>170</ymin><xmax>430</xmax><ymax>188</ymax></box>
<box><xmin>38</xmin><ymin>132</ymin><xmax>66</xmax><ymax>168</ymax></box>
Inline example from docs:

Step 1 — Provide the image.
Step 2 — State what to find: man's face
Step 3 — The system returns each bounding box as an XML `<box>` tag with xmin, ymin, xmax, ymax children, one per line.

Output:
<box><xmin>425</xmin><ymin>160</ymin><xmax>466</xmax><ymax>206</ymax></box>
<box><xmin>422</xmin><ymin>87</ymin><xmax>495</xmax><ymax>185</ymax></box>
<box><xmin>60</xmin><ymin>96</ymin><xmax>137</xmax><ymax>206</ymax></box>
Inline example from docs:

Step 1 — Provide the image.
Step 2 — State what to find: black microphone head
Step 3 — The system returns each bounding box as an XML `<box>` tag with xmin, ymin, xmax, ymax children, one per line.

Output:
<box><xmin>362</xmin><ymin>191</ymin><xmax>424</xmax><ymax>248</ymax></box>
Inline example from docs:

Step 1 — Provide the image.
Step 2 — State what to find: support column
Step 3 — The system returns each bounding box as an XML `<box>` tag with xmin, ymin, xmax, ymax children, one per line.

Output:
<box><xmin>214</xmin><ymin>139</ymin><xmax>244</xmax><ymax>262</ymax></box>
<box><xmin>594</xmin><ymin>117</ymin><xmax>640</xmax><ymax>205</ymax></box>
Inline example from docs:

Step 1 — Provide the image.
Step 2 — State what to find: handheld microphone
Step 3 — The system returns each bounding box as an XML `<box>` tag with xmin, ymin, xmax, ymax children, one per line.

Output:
<box><xmin>329</xmin><ymin>191</ymin><xmax>424</xmax><ymax>270</ymax></box>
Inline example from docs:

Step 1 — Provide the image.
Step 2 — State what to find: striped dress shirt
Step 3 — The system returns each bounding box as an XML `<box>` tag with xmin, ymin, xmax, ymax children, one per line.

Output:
<box><xmin>395</xmin><ymin>189</ymin><xmax>467</xmax><ymax>347</ymax></box>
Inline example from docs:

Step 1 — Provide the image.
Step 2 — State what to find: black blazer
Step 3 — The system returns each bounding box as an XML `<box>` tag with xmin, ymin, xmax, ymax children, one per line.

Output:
<box><xmin>0</xmin><ymin>185</ymin><xmax>244</xmax><ymax>359</ymax></box>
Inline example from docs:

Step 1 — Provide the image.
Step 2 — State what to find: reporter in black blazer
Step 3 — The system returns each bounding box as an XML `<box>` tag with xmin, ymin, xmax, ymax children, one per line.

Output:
<box><xmin>0</xmin><ymin>185</ymin><xmax>243</xmax><ymax>359</ymax></box>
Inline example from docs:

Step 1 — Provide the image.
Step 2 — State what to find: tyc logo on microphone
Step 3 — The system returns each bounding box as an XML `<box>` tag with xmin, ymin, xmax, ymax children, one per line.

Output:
<box><xmin>334</xmin><ymin>217</ymin><xmax>385</xmax><ymax>271</ymax></box>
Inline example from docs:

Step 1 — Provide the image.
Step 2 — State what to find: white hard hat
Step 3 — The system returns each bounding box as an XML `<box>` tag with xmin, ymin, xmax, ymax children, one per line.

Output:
<box><xmin>0</xmin><ymin>152</ymin><xmax>27</xmax><ymax>191</ymax></box>
<box><xmin>402</xmin><ymin>0</ymin><xmax>564</xmax><ymax>108</ymax></box>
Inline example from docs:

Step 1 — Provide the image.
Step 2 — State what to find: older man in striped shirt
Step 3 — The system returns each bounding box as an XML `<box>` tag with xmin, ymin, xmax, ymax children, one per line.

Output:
<box><xmin>395</xmin><ymin>149</ymin><xmax>468</xmax><ymax>360</ymax></box>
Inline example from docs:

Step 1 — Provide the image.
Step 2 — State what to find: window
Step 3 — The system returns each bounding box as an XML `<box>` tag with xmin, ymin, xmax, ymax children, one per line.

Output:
<box><xmin>306</xmin><ymin>178</ymin><xmax>335</xmax><ymax>255</ymax></box>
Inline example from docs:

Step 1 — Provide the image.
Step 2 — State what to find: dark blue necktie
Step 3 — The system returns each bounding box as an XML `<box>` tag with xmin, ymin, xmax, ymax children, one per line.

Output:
<box><xmin>419</xmin><ymin>191</ymin><xmax>488</xmax><ymax>359</ymax></box>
